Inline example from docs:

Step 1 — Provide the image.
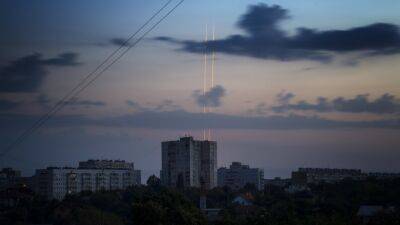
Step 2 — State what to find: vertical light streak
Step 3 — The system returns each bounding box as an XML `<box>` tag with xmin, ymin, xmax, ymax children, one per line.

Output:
<box><xmin>211</xmin><ymin>24</ymin><xmax>215</xmax><ymax>88</ymax></box>
<box><xmin>208</xmin><ymin>24</ymin><xmax>215</xmax><ymax>141</ymax></box>
<box><xmin>203</xmin><ymin>24</ymin><xmax>208</xmax><ymax>140</ymax></box>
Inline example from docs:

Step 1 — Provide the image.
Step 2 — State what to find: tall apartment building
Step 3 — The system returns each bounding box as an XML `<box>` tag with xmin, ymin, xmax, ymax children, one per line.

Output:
<box><xmin>160</xmin><ymin>136</ymin><xmax>217</xmax><ymax>189</ymax></box>
<box><xmin>217</xmin><ymin>162</ymin><xmax>264</xmax><ymax>190</ymax></box>
<box><xmin>33</xmin><ymin>160</ymin><xmax>141</xmax><ymax>200</ymax></box>
<box><xmin>291</xmin><ymin>167</ymin><xmax>365</xmax><ymax>185</ymax></box>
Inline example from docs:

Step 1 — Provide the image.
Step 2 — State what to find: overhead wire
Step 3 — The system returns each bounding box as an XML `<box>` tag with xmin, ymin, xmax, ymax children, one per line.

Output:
<box><xmin>0</xmin><ymin>0</ymin><xmax>185</xmax><ymax>159</ymax></box>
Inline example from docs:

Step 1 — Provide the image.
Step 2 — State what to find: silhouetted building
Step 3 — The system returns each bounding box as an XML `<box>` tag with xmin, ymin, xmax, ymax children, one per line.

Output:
<box><xmin>0</xmin><ymin>168</ymin><xmax>22</xmax><ymax>190</ymax></box>
<box><xmin>217</xmin><ymin>162</ymin><xmax>264</xmax><ymax>190</ymax></box>
<box><xmin>292</xmin><ymin>167</ymin><xmax>365</xmax><ymax>184</ymax></box>
<box><xmin>33</xmin><ymin>160</ymin><xmax>141</xmax><ymax>200</ymax></box>
<box><xmin>264</xmin><ymin>177</ymin><xmax>291</xmax><ymax>188</ymax></box>
<box><xmin>160</xmin><ymin>136</ymin><xmax>217</xmax><ymax>189</ymax></box>
<box><xmin>357</xmin><ymin>205</ymin><xmax>396</xmax><ymax>224</ymax></box>
<box><xmin>78</xmin><ymin>159</ymin><xmax>134</xmax><ymax>170</ymax></box>
<box><xmin>367</xmin><ymin>172</ymin><xmax>400</xmax><ymax>180</ymax></box>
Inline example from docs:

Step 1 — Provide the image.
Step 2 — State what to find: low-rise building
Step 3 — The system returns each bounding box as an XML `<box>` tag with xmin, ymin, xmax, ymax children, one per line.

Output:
<box><xmin>284</xmin><ymin>184</ymin><xmax>310</xmax><ymax>194</ymax></box>
<box><xmin>78</xmin><ymin>159</ymin><xmax>134</xmax><ymax>170</ymax></box>
<box><xmin>292</xmin><ymin>167</ymin><xmax>365</xmax><ymax>185</ymax></box>
<box><xmin>367</xmin><ymin>172</ymin><xmax>400</xmax><ymax>180</ymax></box>
<box><xmin>264</xmin><ymin>177</ymin><xmax>291</xmax><ymax>188</ymax></box>
<box><xmin>33</xmin><ymin>160</ymin><xmax>141</xmax><ymax>200</ymax></box>
<box><xmin>218</xmin><ymin>162</ymin><xmax>264</xmax><ymax>190</ymax></box>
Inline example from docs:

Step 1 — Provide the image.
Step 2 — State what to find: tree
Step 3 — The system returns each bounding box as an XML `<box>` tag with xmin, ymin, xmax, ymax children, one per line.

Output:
<box><xmin>147</xmin><ymin>175</ymin><xmax>161</xmax><ymax>187</ymax></box>
<box><xmin>132</xmin><ymin>201</ymin><xmax>166</xmax><ymax>225</ymax></box>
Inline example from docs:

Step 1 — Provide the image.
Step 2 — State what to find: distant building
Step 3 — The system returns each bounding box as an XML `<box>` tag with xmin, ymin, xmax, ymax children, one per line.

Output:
<box><xmin>367</xmin><ymin>172</ymin><xmax>400</xmax><ymax>180</ymax></box>
<box><xmin>264</xmin><ymin>177</ymin><xmax>291</xmax><ymax>188</ymax></box>
<box><xmin>160</xmin><ymin>136</ymin><xmax>217</xmax><ymax>189</ymax></box>
<box><xmin>284</xmin><ymin>184</ymin><xmax>310</xmax><ymax>194</ymax></box>
<box><xmin>33</xmin><ymin>160</ymin><xmax>141</xmax><ymax>200</ymax></box>
<box><xmin>217</xmin><ymin>162</ymin><xmax>264</xmax><ymax>190</ymax></box>
<box><xmin>291</xmin><ymin>167</ymin><xmax>365</xmax><ymax>185</ymax></box>
<box><xmin>78</xmin><ymin>159</ymin><xmax>134</xmax><ymax>170</ymax></box>
<box><xmin>356</xmin><ymin>205</ymin><xmax>396</xmax><ymax>224</ymax></box>
<box><xmin>133</xmin><ymin>170</ymin><xmax>141</xmax><ymax>185</ymax></box>
<box><xmin>357</xmin><ymin>205</ymin><xmax>383</xmax><ymax>218</ymax></box>
<box><xmin>232</xmin><ymin>193</ymin><xmax>257</xmax><ymax>215</ymax></box>
<box><xmin>0</xmin><ymin>168</ymin><xmax>22</xmax><ymax>190</ymax></box>
<box><xmin>232</xmin><ymin>195</ymin><xmax>253</xmax><ymax>206</ymax></box>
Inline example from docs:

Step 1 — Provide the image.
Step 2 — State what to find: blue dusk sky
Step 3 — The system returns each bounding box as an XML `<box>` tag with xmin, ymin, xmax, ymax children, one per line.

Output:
<box><xmin>1</xmin><ymin>0</ymin><xmax>400</xmax><ymax>180</ymax></box>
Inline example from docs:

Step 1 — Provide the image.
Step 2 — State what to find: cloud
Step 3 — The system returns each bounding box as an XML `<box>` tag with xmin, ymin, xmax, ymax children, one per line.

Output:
<box><xmin>126</xmin><ymin>100</ymin><xmax>140</xmax><ymax>107</ymax></box>
<box><xmin>154</xmin><ymin>99</ymin><xmax>182</xmax><ymax>111</ymax></box>
<box><xmin>66</xmin><ymin>99</ymin><xmax>107</xmax><ymax>107</ymax></box>
<box><xmin>276</xmin><ymin>91</ymin><xmax>295</xmax><ymax>105</ymax></box>
<box><xmin>34</xmin><ymin>94</ymin><xmax>105</xmax><ymax>109</ymax></box>
<box><xmin>1</xmin><ymin>110</ymin><xmax>399</xmax><ymax>132</ymax></box>
<box><xmin>0</xmin><ymin>99</ymin><xmax>20</xmax><ymax>111</ymax></box>
<box><xmin>157</xmin><ymin>4</ymin><xmax>400</xmax><ymax>62</ymax></box>
<box><xmin>126</xmin><ymin>99</ymin><xmax>182</xmax><ymax>112</ymax></box>
<box><xmin>0</xmin><ymin>52</ymin><xmax>80</xmax><ymax>93</ymax></box>
<box><xmin>110</xmin><ymin>38</ymin><xmax>131</xmax><ymax>47</ymax></box>
<box><xmin>289</xmin><ymin>23</ymin><xmax>400</xmax><ymax>52</ymax></box>
<box><xmin>35</xmin><ymin>94</ymin><xmax>52</xmax><ymax>109</ymax></box>
<box><xmin>247</xmin><ymin>102</ymin><xmax>269</xmax><ymax>116</ymax></box>
<box><xmin>271</xmin><ymin>93</ymin><xmax>400</xmax><ymax>114</ymax></box>
<box><xmin>41</xmin><ymin>52</ymin><xmax>80</xmax><ymax>66</ymax></box>
<box><xmin>193</xmin><ymin>85</ymin><xmax>226</xmax><ymax>107</ymax></box>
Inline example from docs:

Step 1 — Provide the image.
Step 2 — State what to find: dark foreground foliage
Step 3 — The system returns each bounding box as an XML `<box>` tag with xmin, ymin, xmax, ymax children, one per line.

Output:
<box><xmin>0</xmin><ymin>177</ymin><xmax>399</xmax><ymax>225</ymax></box>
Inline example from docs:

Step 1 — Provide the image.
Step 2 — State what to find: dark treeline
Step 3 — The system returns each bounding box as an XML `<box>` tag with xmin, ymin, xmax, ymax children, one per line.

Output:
<box><xmin>1</xmin><ymin>177</ymin><xmax>400</xmax><ymax>225</ymax></box>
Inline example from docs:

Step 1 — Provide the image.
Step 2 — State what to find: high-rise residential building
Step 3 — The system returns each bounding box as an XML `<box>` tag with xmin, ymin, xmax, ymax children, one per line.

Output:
<box><xmin>217</xmin><ymin>162</ymin><xmax>264</xmax><ymax>190</ymax></box>
<box><xmin>33</xmin><ymin>160</ymin><xmax>141</xmax><ymax>200</ymax></box>
<box><xmin>160</xmin><ymin>136</ymin><xmax>217</xmax><ymax>189</ymax></box>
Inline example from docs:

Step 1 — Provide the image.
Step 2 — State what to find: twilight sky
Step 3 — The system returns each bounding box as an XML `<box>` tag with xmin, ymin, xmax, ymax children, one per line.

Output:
<box><xmin>1</xmin><ymin>0</ymin><xmax>400</xmax><ymax>181</ymax></box>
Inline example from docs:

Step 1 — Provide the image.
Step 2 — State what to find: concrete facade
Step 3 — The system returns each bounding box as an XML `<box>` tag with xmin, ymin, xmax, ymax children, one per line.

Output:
<box><xmin>291</xmin><ymin>168</ymin><xmax>364</xmax><ymax>184</ymax></box>
<box><xmin>161</xmin><ymin>136</ymin><xmax>217</xmax><ymax>189</ymax></box>
<box><xmin>33</xmin><ymin>160</ymin><xmax>141</xmax><ymax>200</ymax></box>
<box><xmin>217</xmin><ymin>162</ymin><xmax>264</xmax><ymax>190</ymax></box>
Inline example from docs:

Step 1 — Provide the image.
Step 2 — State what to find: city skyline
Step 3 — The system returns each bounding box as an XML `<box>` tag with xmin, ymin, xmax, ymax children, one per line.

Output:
<box><xmin>1</xmin><ymin>0</ymin><xmax>400</xmax><ymax>181</ymax></box>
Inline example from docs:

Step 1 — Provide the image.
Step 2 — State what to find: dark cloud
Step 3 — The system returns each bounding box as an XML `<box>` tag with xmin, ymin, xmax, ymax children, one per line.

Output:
<box><xmin>65</xmin><ymin>98</ymin><xmax>106</xmax><ymax>107</ymax></box>
<box><xmin>0</xmin><ymin>52</ymin><xmax>80</xmax><ymax>93</ymax></box>
<box><xmin>154</xmin><ymin>99</ymin><xmax>182</xmax><ymax>112</ymax></box>
<box><xmin>272</xmin><ymin>93</ymin><xmax>400</xmax><ymax>114</ymax></box>
<box><xmin>1</xmin><ymin>110</ymin><xmax>399</xmax><ymax>131</ymax></box>
<box><xmin>35</xmin><ymin>94</ymin><xmax>52</xmax><ymax>109</ymax></box>
<box><xmin>110</xmin><ymin>38</ymin><xmax>131</xmax><ymax>47</ymax></box>
<box><xmin>247</xmin><ymin>103</ymin><xmax>268</xmax><ymax>116</ymax></box>
<box><xmin>193</xmin><ymin>85</ymin><xmax>226</xmax><ymax>107</ymax></box>
<box><xmin>34</xmin><ymin>95</ymin><xmax>105</xmax><ymax>109</ymax></box>
<box><xmin>0</xmin><ymin>99</ymin><xmax>20</xmax><ymax>111</ymax></box>
<box><xmin>289</xmin><ymin>23</ymin><xmax>400</xmax><ymax>52</ymax></box>
<box><xmin>276</xmin><ymin>91</ymin><xmax>295</xmax><ymax>105</ymax></box>
<box><xmin>126</xmin><ymin>100</ymin><xmax>143</xmax><ymax>110</ymax></box>
<box><xmin>126</xmin><ymin>99</ymin><xmax>182</xmax><ymax>112</ymax></box>
<box><xmin>157</xmin><ymin>4</ymin><xmax>400</xmax><ymax>62</ymax></box>
<box><xmin>333</xmin><ymin>94</ymin><xmax>400</xmax><ymax>114</ymax></box>
<box><xmin>41</xmin><ymin>52</ymin><xmax>80</xmax><ymax>66</ymax></box>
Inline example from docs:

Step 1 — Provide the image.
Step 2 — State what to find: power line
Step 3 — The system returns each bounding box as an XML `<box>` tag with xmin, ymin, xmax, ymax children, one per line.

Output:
<box><xmin>0</xmin><ymin>0</ymin><xmax>173</xmax><ymax>159</ymax></box>
<box><xmin>0</xmin><ymin>0</ymin><xmax>184</xmax><ymax>159</ymax></box>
